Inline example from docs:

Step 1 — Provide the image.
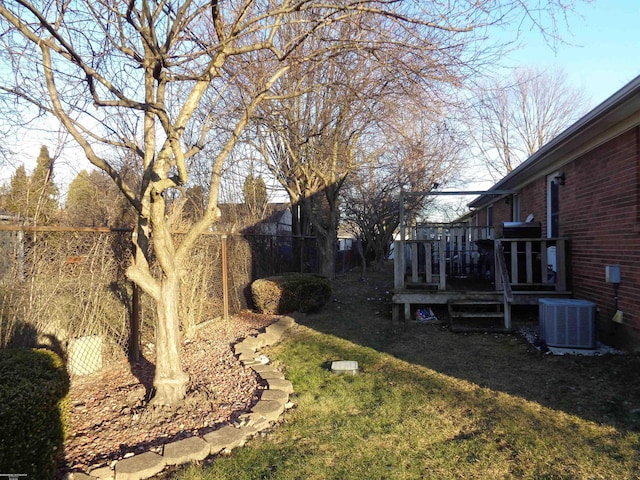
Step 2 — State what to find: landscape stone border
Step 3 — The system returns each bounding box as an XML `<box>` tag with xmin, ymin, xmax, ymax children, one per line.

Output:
<box><xmin>65</xmin><ymin>315</ymin><xmax>297</xmax><ymax>480</ymax></box>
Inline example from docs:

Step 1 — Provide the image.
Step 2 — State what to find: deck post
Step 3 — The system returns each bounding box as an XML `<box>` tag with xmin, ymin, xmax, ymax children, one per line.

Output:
<box><xmin>411</xmin><ymin>242</ymin><xmax>419</xmax><ymax>283</ymax></box>
<box><xmin>510</xmin><ymin>241</ymin><xmax>518</xmax><ymax>283</ymax></box>
<box><xmin>556</xmin><ymin>239</ymin><xmax>567</xmax><ymax>291</ymax></box>
<box><xmin>394</xmin><ymin>240</ymin><xmax>404</xmax><ymax>290</ymax></box>
<box><xmin>438</xmin><ymin>236</ymin><xmax>446</xmax><ymax>290</ymax></box>
<box><xmin>455</xmin><ymin>228</ymin><xmax>463</xmax><ymax>276</ymax></box>
<box><xmin>494</xmin><ymin>240</ymin><xmax>503</xmax><ymax>290</ymax></box>
<box><xmin>525</xmin><ymin>241</ymin><xmax>533</xmax><ymax>284</ymax></box>
<box><xmin>392</xmin><ymin>304</ymin><xmax>401</xmax><ymax>323</ymax></box>
<box><xmin>503</xmin><ymin>298</ymin><xmax>512</xmax><ymax>331</ymax></box>
<box><xmin>540</xmin><ymin>240</ymin><xmax>549</xmax><ymax>284</ymax></box>
<box><xmin>393</xmin><ymin>240</ymin><xmax>405</xmax><ymax>323</ymax></box>
<box><xmin>425</xmin><ymin>241</ymin><xmax>433</xmax><ymax>284</ymax></box>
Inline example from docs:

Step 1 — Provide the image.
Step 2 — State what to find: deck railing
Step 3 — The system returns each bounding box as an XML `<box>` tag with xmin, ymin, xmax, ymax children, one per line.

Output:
<box><xmin>494</xmin><ymin>243</ymin><xmax>514</xmax><ymax>329</ymax></box>
<box><xmin>394</xmin><ymin>224</ymin><xmax>495</xmax><ymax>290</ymax></box>
<box><xmin>494</xmin><ymin>238</ymin><xmax>567</xmax><ymax>292</ymax></box>
<box><xmin>394</xmin><ymin>238</ymin><xmax>447</xmax><ymax>290</ymax></box>
<box><xmin>394</xmin><ymin>227</ymin><xmax>567</xmax><ymax>294</ymax></box>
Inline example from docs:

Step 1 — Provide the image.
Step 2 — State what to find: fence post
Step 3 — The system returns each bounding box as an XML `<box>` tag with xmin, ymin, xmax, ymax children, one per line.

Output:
<box><xmin>222</xmin><ymin>234</ymin><xmax>229</xmax><ymax>321</ymax></box>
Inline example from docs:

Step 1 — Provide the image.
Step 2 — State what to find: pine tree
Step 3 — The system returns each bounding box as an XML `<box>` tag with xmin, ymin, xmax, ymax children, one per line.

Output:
<box><xmin>30</xmin><ymin>146</ymin><xmax>59</xmax><ymax>224</ymax></box>
<box><xmin>5</xmin><ymin>165</ymin><xmax>29</xmax><ymax>221</ymax></box>
<box><xmin>65</xmin><ymin>169</ymin><xmax>133</xmax><ymax>227</ymax></box>
<box><xmin>243</xmin><ymin>174</ymin><xmax>267</xmax><ymax>212</ymax></box>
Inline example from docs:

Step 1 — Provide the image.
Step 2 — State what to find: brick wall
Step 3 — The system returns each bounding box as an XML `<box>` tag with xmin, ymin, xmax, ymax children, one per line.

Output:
<box><xmin>473</xmin><ymin>127</ymin><xmax>640</xmax><ymax>350</ymax></box>
<box><xmin>519</xmin><ymin>178</ymin><xmax>548</xmax><ymax>235</ymax></box>
<box><xmin>491</xmin><ymin>197</ymin><xmax>512</xmax><ymax>237</ymax></box>
<box><xmin>557</xmin><ymin>127</ymin><xmax>640</xmax><ymax>350</ymax></box>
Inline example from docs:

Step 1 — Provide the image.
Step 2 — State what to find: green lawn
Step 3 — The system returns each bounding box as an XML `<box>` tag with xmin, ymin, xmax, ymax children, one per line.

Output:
<box><xmin>169</xmin><ymin>266</ymin><xmax>640</xmax><ymax>479</ymax></box>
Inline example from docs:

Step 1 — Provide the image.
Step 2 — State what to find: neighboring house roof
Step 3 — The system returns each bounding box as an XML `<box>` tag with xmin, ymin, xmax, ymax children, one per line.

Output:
<box><xmin>469</xmin><ymin>75</ymin><xmax>640</xmax><ymax>210</ymax></box>
<box><xmin>216</xmin><ymin>203</ymin><xmax>291</xmax><ymax>233</ymax></box>
<box><xmin>260</xmin><ymin>203</ymin><xmax>291</xmax><ymax>227</ymax></box>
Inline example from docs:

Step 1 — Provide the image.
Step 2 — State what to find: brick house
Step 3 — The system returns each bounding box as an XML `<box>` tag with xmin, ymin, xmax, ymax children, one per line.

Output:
<box><xmin>467</xmin><ymin>75</ymin><xmax>640</xmax><ymax>351</ymax></box>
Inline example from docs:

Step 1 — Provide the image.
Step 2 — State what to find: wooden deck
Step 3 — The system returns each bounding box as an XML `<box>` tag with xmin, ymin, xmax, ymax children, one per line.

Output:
<box><xmin>392</xmin><ymin>224</ymin><xmax>571</xmax><ymax>330</ymax></box>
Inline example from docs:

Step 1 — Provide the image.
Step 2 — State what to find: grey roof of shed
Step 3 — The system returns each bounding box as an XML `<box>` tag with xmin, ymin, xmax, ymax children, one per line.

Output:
<box><xmin>468</xmin><ymin>74</ymin><xmax>640</xmax><ymax>209</ymax></box>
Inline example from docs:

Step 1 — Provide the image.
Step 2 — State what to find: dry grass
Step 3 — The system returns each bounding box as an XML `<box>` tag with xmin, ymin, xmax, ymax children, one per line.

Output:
<box><xmin>168</xmin><ymin>263</ymin><xmax>640</xmax><ymax>480</ymax></box>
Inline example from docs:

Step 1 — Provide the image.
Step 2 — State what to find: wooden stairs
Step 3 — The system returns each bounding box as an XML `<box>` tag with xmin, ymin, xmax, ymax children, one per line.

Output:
<box><xmin>447</xmin><ymin>299</ymin><xmax>508</xmax><ymax>333</ymax></box>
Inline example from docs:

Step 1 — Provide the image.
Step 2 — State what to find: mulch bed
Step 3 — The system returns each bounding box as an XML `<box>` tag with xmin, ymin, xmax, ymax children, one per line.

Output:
<box><xmin>59</xmin><ymin>311</ymin><xmax>277</xmax><ymax>477</ymax></box>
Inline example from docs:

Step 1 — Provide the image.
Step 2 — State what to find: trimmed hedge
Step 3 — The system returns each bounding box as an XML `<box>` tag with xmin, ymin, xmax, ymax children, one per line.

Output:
<box><xmin>0</xmin><ymin>348</ymin><xmax>70</xmax><ymax>479</ymax></box>
<box><xmin>251</xmin><ymin>273</ymin><xmax>332</xmax><ymax>314</ymax></box>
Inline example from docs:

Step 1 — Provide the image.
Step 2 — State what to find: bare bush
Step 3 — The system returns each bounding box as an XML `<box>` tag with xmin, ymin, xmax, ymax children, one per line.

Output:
<box><xmin>0</xmin><ymin>228</ymin><xmax>319</xmax><ymax>361</ymax></box>
<box><xmin>0</xmin><ymin>231</ymin><xmax>130</xmax><ymax>358</ymax></box>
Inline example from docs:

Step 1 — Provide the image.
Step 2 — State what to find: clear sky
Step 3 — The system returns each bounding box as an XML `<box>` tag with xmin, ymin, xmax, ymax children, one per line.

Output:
<box><xmin>503</xmin><ymin>0</ymin><xmax>640</xmax><ymax>107</ymax></box>
<box><xmin>3</xmin><ymin>0</ymin><xmax>639</xmax><ymax>197</ymax></box>
<box><xmin>433</xmin><ymin>0</ymin><xmax>640</xmax><ymax>215</ymax></box>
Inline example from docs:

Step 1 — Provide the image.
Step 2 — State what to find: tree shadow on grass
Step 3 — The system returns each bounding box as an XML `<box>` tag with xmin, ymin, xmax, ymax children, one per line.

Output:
<box><xmin>293</xmin><ymin>263</ymin><xmax>640</xmax><ymax>434</ymax></box>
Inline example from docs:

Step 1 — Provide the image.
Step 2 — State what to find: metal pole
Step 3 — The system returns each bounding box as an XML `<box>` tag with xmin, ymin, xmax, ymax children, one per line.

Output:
<box><xmin>399</xmin><ymin>190</ymin><xmax>405</xmax><ymax>242</ymax></box>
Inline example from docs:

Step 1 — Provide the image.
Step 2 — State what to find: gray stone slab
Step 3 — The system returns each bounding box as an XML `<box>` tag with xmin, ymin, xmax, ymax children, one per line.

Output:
<box><xmin>249</xmin><ymin>334</ymin><xmax>267</xmax><ymax>350</ymax></box>
<box><xmin>239</xmin><ymin>414</ymin><xmax>272</xmax><ymax>436</ymax></box>
<box><xmin>251</xmin><ymin>399</ymin><xmax>285</xmax><ymax>422</ymax></box>
<box><xmin>203</xmin><ymin>425</ymin><xmax>246</xmax><ymax>454</ymax></box>
<box><xmin>265</xmin><ymin>378</ymin><xmax>294</xmax><ymax>393</ymax></box>
<box><xmin>278</xmin><ymin>316</ymin><xmax>297</xmax><ymax>328</ymax></box>
<box><xmin>256</xmin><ymin>330</ymin><xmax>279</xmax><ymax>346</ymax></box>
<box><xmin>251</xmin><ymin>364</ymin><xmax>279</xmax><ymax>375</ymax></box>
<box><xmin>241</xmin><ymin>358</ymin><xmax>262</xmax><ymax>367</ymax></box>
<box><xmin>114</xmin><ymin>451</ymin><xmax>166</xmax><ymax>480</ymax></box>
<box><xmin>265</xmin><ymin>323</ymin><xmax>288</xmax><ymax>338</ymax></box>
<box><xmin>87</xmin><ymin>466</ymin><xmax>113</xmax><ymax>479</ymax></box>
<box><xmin>260</xmin><ymin>389</ymin><xmax>289</xmax><ymax>402</ymax></box>
<box><xmin>331</xmin><ymin>360</ymin><xmax>359</xmax><ymax>374</ymax></box>
<box><xmin>63</xmin><ymin>472</ymin><xmax>98</xmax><ymax>480</ymax></box>
<box><xmin>163</xmin><ymin>436</ymin><xmax>210</xmax><ymax>465</ymax></box>
<box><xmin>233</xmin><ymin>344</ymin><xmax>255</xmax><ymax>356</ymax></box>
<box><xmin>238</xmin><ymin>352</ymin><xmax>258</xmax><ymax>362</ymax></box>
<box><xmin>256</xmin><ymin>369</ymin><xmax>285</xmax><ymax>380</ymax></box>
<box><xmin>240</xmin><ymin>336</ymin><xmax>261</xmax><ymax>351</ymax></box>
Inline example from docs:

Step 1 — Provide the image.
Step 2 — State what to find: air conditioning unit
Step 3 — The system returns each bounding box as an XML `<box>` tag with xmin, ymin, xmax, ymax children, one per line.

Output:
<box><xmin>539</xmin><ymin>298</ymin><xmax>596</xmax><ymax>349</ymax></box>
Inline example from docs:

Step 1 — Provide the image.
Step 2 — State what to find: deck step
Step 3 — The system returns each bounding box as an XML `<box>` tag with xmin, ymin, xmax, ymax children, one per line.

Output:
<box><xmin>448</xmin><ymin>300</ymin><xmax>502</xmax><ymax>306</ymax></box>
<box><xmin>451</xmin><ymin>312</ymin><xmax>504</xmax><ymax>319</ymax></box>
<box><xmin>447</xmin><ymin>299</ymin><xmax>506</xmax><ymax>332</ymax></box>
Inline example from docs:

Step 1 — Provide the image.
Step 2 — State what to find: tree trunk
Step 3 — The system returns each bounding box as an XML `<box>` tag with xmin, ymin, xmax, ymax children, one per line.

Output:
<box><xmin>152</xmin><ymin>274</ymin><xmax>188</xmax><ymax>405</ymax></box>
<box><xmin>315</xmin><ymin>201</ymin><xmax>339</xmax><ymax>280</ymax></box>
<box><xmin>316</xmin><ymin>230</ymin><xmax>336</xmax><ymax>279</ymax></box>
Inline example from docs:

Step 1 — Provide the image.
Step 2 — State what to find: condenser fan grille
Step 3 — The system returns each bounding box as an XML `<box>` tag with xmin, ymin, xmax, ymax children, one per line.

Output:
<box><xmin>539</xmin><ymin>298</ymin><xmax>596</xmax><ymax>349</ymax></box>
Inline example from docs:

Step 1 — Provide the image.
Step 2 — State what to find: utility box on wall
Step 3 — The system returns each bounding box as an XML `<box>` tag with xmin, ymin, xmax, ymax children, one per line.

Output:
<box><xmin>539</xmin><ymin>298</ymin><xmax>596</xmax><ymax>349</ymax></box>
<box><xmin>605</xmin><ymin>265</ymin><xmax>621</xmax><ymax>284</ymax></box>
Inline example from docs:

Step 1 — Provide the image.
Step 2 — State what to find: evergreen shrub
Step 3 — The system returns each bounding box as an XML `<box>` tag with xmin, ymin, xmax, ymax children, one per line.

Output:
<box><xmin>0</xmin><ymin>348</ymin><xmax>70</xmax><ymax>478</ymax></box>
<box><xmin>251</xmin><ymin>273</ymin><xmax>332</xmax><ymax>314</ymax></box>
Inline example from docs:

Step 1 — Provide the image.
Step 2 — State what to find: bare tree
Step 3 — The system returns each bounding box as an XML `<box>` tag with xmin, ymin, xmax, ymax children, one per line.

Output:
<box><xmin>0</xmin><ymin>1</ymin><xmax>587</xmax><ymax>405</ymax></box>
<box><xmin>468</xmin><ymin>66</ymin><xmax>591</xmax><ymax>180</ymax></box>
<box><xmin>249</xmin><ymin>5</ymin><xmax>476</xmax><ymax>279</ymax></box>
<box><xmin>342</xmin><ymin>100</ymin><xmax>465</xmax><ymax>269</ymax></box>
<box><xmin>253</xmin><ymin>55</ymin><xmax>373</xmax><ymax>278</ymax></box>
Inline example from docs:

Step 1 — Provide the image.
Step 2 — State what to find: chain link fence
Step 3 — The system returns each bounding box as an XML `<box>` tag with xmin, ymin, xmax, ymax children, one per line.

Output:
<box><xmin>0</xmin><ymin>227</ymin><xmax>320</xmax><ymax>372</ymax></box>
